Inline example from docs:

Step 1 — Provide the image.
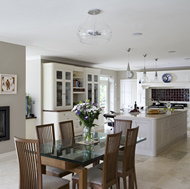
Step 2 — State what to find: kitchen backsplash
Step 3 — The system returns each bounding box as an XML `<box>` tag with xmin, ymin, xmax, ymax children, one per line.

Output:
<box><xmin>152</xmin><ymin>89</ymin><xmax>190</xmax><ymax>102</ymax></box>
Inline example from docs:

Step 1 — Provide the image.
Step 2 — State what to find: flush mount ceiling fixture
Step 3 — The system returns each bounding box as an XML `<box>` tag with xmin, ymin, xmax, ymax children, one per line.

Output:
<box><xmin>77</xmin><ymin>9</ymin><xmax>112</xmax><ymax>45</ymax></box>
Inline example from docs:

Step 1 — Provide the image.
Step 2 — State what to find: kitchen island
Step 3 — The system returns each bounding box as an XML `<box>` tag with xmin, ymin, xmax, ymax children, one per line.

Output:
<box><xmin>116</xmin><ymin>111</ymin><xmax>187</xmax><ymax>156</ymax></box>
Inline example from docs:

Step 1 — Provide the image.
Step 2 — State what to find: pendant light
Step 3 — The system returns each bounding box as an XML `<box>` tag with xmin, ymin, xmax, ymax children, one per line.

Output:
<box><xmin>126</xmin><ymin>48</ymin><xmax>133</xmax><ymax>78</ymax></box>
<box><xmin>154</xmin><ymin>58</ymin><xmax>159</xmax><ymax>82</ymax></box>
<box><xmin>142</xmin><ymin>54</ymin><xmax>148</xmax><ymax>83</ymax></box>
<box><xmin>77</xmin><ymin>9</ymin><xmax>112</xmax><ymax>45</ymax></box>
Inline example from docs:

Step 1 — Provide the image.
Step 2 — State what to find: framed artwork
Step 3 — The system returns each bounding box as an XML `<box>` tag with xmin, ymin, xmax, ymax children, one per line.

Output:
<box><xmin>0</xmin><ymin>74</ymin><xmax>17</xmax><ymax>94</ymax></box>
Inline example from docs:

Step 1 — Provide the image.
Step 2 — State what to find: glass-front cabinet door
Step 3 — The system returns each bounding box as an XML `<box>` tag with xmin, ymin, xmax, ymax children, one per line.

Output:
<box><xmin>86</xmin><ymin>73</ymin><xmax>99</xmax><ymax>105</ymax></box>
<box><xmin>64</xmin><ymin>71</ymin><xmax>72</xmax><ymax>107</ymax></box>
<box><xmin>88</xmin><ymin>83</ymin><xmax>92</xmax><ymax>102</ymax></box>
<box><xmin>56</xmin><ymin>71</ymin><xmax>63</xmax><ymax>107</ymax></box>
<box><xmin>56</xmin><ymin>70</ymin><xmax>72</xmax><ymax>109</ymax></box>
<box><xmin>94</xmin><ymin>83</ymin><xmax>98</xmax><ymax>104</ymax></box>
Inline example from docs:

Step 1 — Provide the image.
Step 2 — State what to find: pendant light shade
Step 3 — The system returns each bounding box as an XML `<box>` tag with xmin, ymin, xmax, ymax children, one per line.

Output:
<box><xmin>154</xmin><ymin>58</ymin><xmax>159</xmax><ymax>82</ymax></box>
<box><xmin>126</xmin><ymin>48</ymin><xmax>133</xmax><ymax>78</ymax></box>
<box><xmin>77</xmin><ymin>9</ymin><xmax>112</xmax><ymax>45</ymax></box>
<box><xmin>142</xmin><ymin>54</ymin><xmax>148</xmax><ymax>83</ymax></box>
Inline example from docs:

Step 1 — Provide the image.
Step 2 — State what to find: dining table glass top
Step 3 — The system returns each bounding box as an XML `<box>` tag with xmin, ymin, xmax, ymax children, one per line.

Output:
<box><xmin>40</xmin><ymin>132</ymin><xmax>146</xmax><ymax>165</ymax></box>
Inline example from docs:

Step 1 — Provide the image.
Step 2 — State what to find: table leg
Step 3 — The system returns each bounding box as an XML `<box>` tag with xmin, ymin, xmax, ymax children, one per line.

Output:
<box><xmin>78</xmin><ymin>167</ymin><xmax>87</xmax><ymax>189</ymax></box>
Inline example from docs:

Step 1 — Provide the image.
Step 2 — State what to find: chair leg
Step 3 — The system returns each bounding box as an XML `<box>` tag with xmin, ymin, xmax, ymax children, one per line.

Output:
<box><xmin>129</xmin><ymin>174</ymin><xmax>134</xmax><ymax>189</ymax></box>
<box><xmin>72</xmin><ymin>179</ymin><xmax>77</xmax><ymax>189</ymax></box>
<box><xmin>118</xmin><ymin>177</ymin><xmax>120</xmax><ymax>189</ymax></box>
<box><xmin>134</xmin><ymin>172</ymin><xmax>138</xmax><ymax>189</ymax></box>
<box><xmin>123</xmin><ymin>176</ymin><xmax>127</xmax><ymax>189</ymax></box>
<box><xmin>116</xmin><ymin>179</ymin><xmax>120</xmax><ymax>189</ymax></box>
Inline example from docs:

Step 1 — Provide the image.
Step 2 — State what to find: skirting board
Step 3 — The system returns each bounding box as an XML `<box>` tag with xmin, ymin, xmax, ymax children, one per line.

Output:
<box><xmin>0</xmin><ymin>151</ymin><xmax>16</xmax><ymax>163</ymax></box>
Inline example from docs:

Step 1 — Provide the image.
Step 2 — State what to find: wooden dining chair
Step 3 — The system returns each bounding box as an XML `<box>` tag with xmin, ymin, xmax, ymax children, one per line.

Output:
<box><xmin>59</xmin><ymin>120</ymin><xmax>75</xmax><ymax>147</ymax></box>
<box><xmin>72</xmin><ymin>131</ymin><xmax>122</xmax><ymax>189</ymax></box>
<box><xmin>14</xmin><ymin>137</ymin><xmax>70</xmax><ymax>189</ymax></box>
<box><xmin>36</xmin><ymin>123</ymin><xmax>71</xmax><ymax>178</ymax></box>
<box><xmin>117</xmin><ymin>126</ymin><xmax>139</xmax><ymax>189</ymax></box>
<box><xmin>114</xmin><ymin>119</ymin><xmax>132</xmax><ymax>134</ymax></box>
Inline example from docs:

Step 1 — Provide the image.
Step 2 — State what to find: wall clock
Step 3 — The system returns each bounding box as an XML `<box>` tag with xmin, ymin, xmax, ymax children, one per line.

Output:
<box><xmin>162</xmin><ymin>73</ymin><xmax>172</xmax><ymax>83</ymax></box>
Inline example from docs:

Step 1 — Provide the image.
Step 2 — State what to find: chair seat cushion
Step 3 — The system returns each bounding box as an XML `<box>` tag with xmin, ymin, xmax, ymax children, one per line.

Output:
<box><xmin>46</xmin><ymin>166</ymin><xmax>67</xmax><ymax>175</ymax></box>
<box><xmin>42</xmin><ymin>174</ymin><xmax>69</xmax><ymax>189</ymax></box>
<box><xmin>72</xmin><ymin>167</ymin><xmax>103</xmax><ymax>185</ymax></box>
<box><xmin>96</xmin><ymin>161</ymin><xmax>123</xmax><ymax>174</ymax></box>
<box><xmin>95</xmin><ymin>163</ymin><xmax>103</xmax><ymax>169</ymax></box>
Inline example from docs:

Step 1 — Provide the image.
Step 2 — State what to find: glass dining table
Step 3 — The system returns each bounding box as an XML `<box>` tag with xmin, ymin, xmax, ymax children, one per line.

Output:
<box><xmin>40</xmin><ymin>132</ymin><xmax>146</xmax><ymax>189</ymax></box>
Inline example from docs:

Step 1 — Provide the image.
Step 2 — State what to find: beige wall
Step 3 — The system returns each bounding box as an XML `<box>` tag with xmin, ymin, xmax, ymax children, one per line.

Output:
<box><xmin>0</xmin><ymin>41</ymin><xmax>25</xmax><ymax>154</ymax></box>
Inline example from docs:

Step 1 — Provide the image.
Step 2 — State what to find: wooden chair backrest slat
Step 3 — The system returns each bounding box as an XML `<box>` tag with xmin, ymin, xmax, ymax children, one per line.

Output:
<box><xmin>59</xmin><ymin>120</ymin><xmax>75</xmax><ymax>147</ymax></box>
<box><xmin>102</xmin><ymin>131</ymin><xmax>122</xmax><ymax>188</ymax></box>
<box><xmin>14</xmin><ymin>137</ymin><xmax>42</xmax><ymax>189</ymax></box>
<box><xmin>123</xmin><ymin>127</ymin><xmax>139</xmax><ymax>173</ymax></box>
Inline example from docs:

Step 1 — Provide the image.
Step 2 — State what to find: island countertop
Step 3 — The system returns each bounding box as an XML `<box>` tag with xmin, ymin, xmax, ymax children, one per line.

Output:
<box><xmin>114</xmin><ymin>110</ymin><xmax>187</xmax><ymax>156</ymax></box>
<box><xmin>115</xmin><ymin>110</ymin><xmax>187</xmax><ymax>120</ymax></box>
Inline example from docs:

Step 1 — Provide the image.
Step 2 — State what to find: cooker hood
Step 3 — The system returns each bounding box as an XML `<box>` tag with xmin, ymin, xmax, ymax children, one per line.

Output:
<box><xmin>141</xmin><ymin>82</ymin><xmax>190</xmax><ymax>89</ymax></box>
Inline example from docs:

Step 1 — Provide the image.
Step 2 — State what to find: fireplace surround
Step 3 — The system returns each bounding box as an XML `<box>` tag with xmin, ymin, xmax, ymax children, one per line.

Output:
<box><xmin>0</xmin><ymin>106</ymin><xmax>10</xmax><ymax>142</ymax></box>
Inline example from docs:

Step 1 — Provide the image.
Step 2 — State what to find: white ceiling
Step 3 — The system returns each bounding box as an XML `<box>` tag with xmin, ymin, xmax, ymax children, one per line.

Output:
<box><xmin>0</xmin><ymin>0</ymin><xmax>190</xmax><ymax>71</ymax></box>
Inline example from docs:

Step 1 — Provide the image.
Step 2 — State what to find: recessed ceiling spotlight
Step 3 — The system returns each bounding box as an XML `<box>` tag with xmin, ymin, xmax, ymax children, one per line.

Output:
<box><xmin>184</xmin><ymin>58</ymin><xmax>190</xmax><ymax>60</ymax></box>
<box><xmin>132</xmin><ymin>33</ymin><xmax>143</xmax><ymax>36</ymax></box>
<box><xmin>168</xmin><ymin>51</ymin><xmax>176</xmax><ymax>53</ymax></box>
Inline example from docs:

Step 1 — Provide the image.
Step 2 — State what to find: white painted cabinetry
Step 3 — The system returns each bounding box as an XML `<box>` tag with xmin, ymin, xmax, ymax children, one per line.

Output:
<box><xmin>43</xmin><ymin>63</ymin><xmax>73</xmax><ymax>111</ymax></box>
<box><xmin>116</xmin><ymin>111</ymin><xmax>187</xmax><ymax>156</ymax></box>
<box><xmin>120</xmin><ymin>79</ymin><xmax>137</xmax><ymax>110</ymax></box>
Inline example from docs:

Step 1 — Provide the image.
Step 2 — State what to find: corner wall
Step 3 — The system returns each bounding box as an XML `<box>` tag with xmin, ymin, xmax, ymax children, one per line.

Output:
<box><xmin>26</xmin><ymin>58</ymin><xmax>42</xmax><ymax>125</ymax></box>
<box><xmin>0</xmin><ymin>41</ymin><xmax>25</xmax><ymax>154</ymax></box>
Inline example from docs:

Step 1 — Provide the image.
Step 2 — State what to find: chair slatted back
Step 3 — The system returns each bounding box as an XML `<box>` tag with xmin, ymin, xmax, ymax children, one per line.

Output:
<box><xmin>36</xmin><ymin>123</ymin><xmax>55</xmax><ymax>145</ymax></box>
<box><xmin>114</xmin><ymin>119</ymin><xmax>132</xmax><ymax>135</ymax></box>
<box><xmin>102</xmin><ymin>131</ymin><xmax>122</xmax><ymax>188</ymax></box>
<box><xmin>14</xmin><ymin>137</ymin><xmax>42</xmax><ymax>189</ymax></box>
<box><xmin>123</xmin><ymin>127</ymin><xmax>139</xmax><ymax>172</ymax></box>
<box><xmin>59</xmin><ymin>120</ymin><xmax>75</xmax><ymax>147</ymax></box>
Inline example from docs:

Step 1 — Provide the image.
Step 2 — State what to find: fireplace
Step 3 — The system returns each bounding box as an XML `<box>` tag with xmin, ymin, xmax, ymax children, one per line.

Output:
<box><xmin>0</xmin><ymin>106</ymin><xmax>10</xmax><ymax>141</ymax></box>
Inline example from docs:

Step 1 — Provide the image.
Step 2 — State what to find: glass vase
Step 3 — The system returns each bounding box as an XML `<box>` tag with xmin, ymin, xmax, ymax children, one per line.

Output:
<box><xmin>83</xmin><ymin>126</ymin><xmax>95</xmax><ymax>144</ymax></box>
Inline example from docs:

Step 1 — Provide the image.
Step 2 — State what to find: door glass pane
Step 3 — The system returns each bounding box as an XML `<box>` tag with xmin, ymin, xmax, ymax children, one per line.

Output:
<box><xmin>88</xmin><ymin>74</ymin><xmax>92</xmax><ymax>82</ymax></box>
<box><xmin>100</xmin><ymin>84</ymin><xmax>108</xmax><ymax>113</ymax></box>
<box><xmin>88</xmin><ymin>83</ymin><xmax>92</xmax><ymax>102</ymax></box>
<box><xmin>94</xmin><ymin>84</ymin><xmax>98</xmax><ymax>104</ymax></box>
<box><xmin>57</xmin><ymin>82</ymin><xmax>62</xmax><ymax>106</ymax></box>
<box><xmin>94</xmin><ymin>75</ymin><xmax>98</xmax><ymax>82</ymax></box>
<box><xmin>57</xmin><ymin>71</ymin><xmax>62</xmax><ymax>79</ymax></box>
<box><xmin>65</xmin><ymin>72</ymin><xmax>71</xmax><ymax>80</ymax></box>
<box><xmin>65</xmin><ymin>82</ymin><xmax>71</xmax><ymax>106</ymax></box>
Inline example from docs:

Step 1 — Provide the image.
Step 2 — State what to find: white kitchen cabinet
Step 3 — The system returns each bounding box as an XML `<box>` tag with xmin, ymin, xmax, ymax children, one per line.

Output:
<box><xmin>43</xmin><ymin>63</ymin><xmax>73</xmax><ymax>111</ymax></box>
<box><xmin>120</xmin><ymin>79</ymin><xmax>137</xmax><ymax>110</ymax></box>
<box><xmin>43</xmin><ymin>111</ymin><xmax>83</xmax><ymax>139</ymax></box>
<box><xmin>85</xmin><ymin>68</ymin><xmax>100</xmax><ymax>105</ymax></box>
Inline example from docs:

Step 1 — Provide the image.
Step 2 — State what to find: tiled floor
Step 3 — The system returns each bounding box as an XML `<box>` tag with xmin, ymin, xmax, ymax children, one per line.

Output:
<box><xmin>1</xmin><ymin>130</ymin><xmax>190</xmax><ymax>189</ymax></box>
